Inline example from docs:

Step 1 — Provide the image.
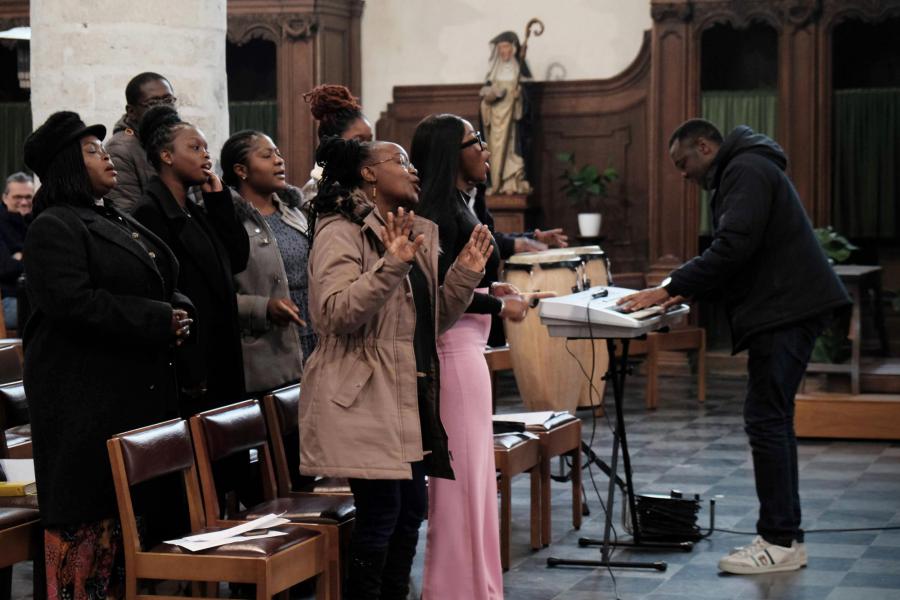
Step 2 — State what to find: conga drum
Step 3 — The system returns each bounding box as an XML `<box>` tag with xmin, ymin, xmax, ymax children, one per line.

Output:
<box><xmin>567</xmin><ymin>246</ymin><xmax>611</xmax><ymax>408</ymax></box>
<box><xmin>503</xmin><ymin>250</ymin><xmax>586</xmax><ymax>412</ymax></box>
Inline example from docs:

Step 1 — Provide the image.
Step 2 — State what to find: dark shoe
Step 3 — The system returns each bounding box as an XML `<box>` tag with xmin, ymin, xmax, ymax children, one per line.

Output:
<box><xmin>344</xmin><ymin>545</ymin><xmax>388</xmax><ymax>600</ymax></box>
<box><xmin>379</xmin><ymin>532</ymin><xmax>419</xmax><ymax>600</ymax></box>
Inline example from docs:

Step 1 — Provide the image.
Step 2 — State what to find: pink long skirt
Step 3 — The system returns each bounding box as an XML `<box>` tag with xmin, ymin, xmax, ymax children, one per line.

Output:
<box><xmin>422</xmin><ymin>310</ymin><xmax>503</xmax><ymax>599</ymax></box>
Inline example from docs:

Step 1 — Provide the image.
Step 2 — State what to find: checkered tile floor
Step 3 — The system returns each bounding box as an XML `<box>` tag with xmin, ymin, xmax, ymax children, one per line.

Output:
<box><xmin>12</xmin><ymin>371</ymin><xmax>900</xmax><ymax>599</ymax></box>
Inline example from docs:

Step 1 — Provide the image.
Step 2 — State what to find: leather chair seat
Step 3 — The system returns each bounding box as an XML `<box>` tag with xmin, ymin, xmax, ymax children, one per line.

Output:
<box><xmin>149</xmin><ymin>524</ymin><xmax>318</xmax><ymax>557</ymax></box>
<box><xmin>0</xmin><ymin>494</ymin><xmax>38</xmax><ymax>510</ymax></box>
<box><xmin>238</xmin><ymin>496</ymin><xmax>355</xmax><ymax>525</ymax></box>
<box><xmin>0</xmin><ymin>506</ymin><xmax>39</xmax><ymax>528</ymax></box>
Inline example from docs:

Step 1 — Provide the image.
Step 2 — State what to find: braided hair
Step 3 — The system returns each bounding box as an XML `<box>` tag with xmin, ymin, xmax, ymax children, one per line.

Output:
<box><xmin>221</xmin><ymin>130</ymin><xmax>303</xmax><ymax>212</ymax></box>
<box><xmin>220</xmin><ymin>129</ymin><xmax>262</xmax><ymax>189</ymax></box>
<box><xmin>307</xmin><ymin>136</ymin><xmax>373</xmax><ymax>247</ymax></box>
<box><xmin>303</xmin><ymin>84</ymin><xmax>366</xmax><ymax>141</ymax></box>
<box><xmin>138</xmin><ymin>105</ymin><xmax>189</xmax><ymax>170</ymax></box>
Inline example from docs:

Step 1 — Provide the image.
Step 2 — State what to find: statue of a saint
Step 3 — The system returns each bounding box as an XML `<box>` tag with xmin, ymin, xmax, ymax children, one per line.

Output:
<box><xmin>480</xmin><ymin>31</ymin><xmax>533</xmax><ymax>195</ymax></box>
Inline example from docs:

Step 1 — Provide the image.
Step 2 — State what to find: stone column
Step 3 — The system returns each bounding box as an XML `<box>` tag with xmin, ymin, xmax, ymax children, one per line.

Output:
<box><xmin>30</xmin><ymin>0</ymin><xmax>229</xmax><ymax>160</ymax></box>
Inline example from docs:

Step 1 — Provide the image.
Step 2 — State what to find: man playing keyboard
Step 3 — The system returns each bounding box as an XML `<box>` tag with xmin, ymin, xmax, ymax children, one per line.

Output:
<box><xmin>619</xmin><ymin>119</ymin><xmax>849</xmax><ymax>576</ymax></box>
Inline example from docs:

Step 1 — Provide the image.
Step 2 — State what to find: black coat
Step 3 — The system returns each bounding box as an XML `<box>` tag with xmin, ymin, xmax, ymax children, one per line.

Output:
<box><xmin>133</xmin><ymin>177</ymin><xmax>249</xmax><ymax>413</ymax></box>
<box><xmin>667</xmin><ymin>127</ymin><xmax>851</xmax><ymax>352</ymax></box>
<box><xmin>434</xmin><ymin>190</ymin><xmax>502</xmax><ymax>315</ymax></box>
<box><xmin>0</xmin><ymin>204</ymin><xmax>26</xmax><ymax>297</ymax></box>
<box><xmin>23</xmin><ymin>203</ymin><xmax>188</xmax><ymax>527</ymax></box>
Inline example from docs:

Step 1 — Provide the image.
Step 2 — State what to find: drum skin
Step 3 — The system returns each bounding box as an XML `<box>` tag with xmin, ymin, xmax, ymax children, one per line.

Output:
<box><xmin>503</xmin><ymin>249</ymin><xmax>609</xmax><ymax>411</ymax></box>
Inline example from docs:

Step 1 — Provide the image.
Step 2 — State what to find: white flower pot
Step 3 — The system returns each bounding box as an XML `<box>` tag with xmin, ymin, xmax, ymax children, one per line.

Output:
<box><xmin>577</xmin><ymin>213</ymin><xmax>602</xmax><ymax>237</ymax></box>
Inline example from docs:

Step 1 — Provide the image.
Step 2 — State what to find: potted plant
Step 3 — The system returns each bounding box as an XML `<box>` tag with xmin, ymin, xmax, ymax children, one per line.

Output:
<box><xmin>557</xmin><ymin>152</ymin><xmax>618</xmax><ymax>237</ymax></box>
<box><xmin>811</xmin><ymin>226</ymin><xmax>858</xmax><ymax>363</ymax></box>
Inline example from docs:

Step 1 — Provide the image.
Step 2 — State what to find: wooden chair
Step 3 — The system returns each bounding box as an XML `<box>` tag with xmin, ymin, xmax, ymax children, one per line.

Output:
<box><xmin>611</xmin><ymin>271</ymin><xmax>707</xmax><ymax>409</ymax></box>
<box><xmin>535</xmin><ymin>417</ymin><xmax>583</xmax><ymax>547</ymax></box>
<box><xmin>0</xmin><ymin>343</ymin><xmax>22</xmax><ymax>387</ymax></box>
<box><xmin>484</xmin><ymin>345</ymin><xmax>513</xmax><ymax>410</ymax></box>
<box><xmin>261</xmin><ymin>384</ymin><xmax>351</xmax><ymax>497</ymax></box>
<box><xmin>107</xmin><ymin>418</ymin><xmax>329</xmax><ymax>599</ymax></box>
<box><xmin>0</xmin><ymin>507</ymin><xmax>41</xmax><ymax>600</ymax></box>
<box><xmin>189</xmin><ymin>400</ymin><xmax>355</xmax><ymax>599</ymax></box>
<box><xmin>493</xmin><ymin>433</ymin><xmax>541</xmax><ymax>570</ymax></box>
<box><xmin>0</xmin><ymin>381</ymin><xmax>30</xmax><ymax>459</ymax></box>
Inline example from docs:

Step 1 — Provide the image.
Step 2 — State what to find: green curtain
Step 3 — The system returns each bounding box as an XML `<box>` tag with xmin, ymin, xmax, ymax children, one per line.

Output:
<box><xmin>0</xmin><ymin>102</ymin><xmax>32</xmax><ymax>179</ymax></box>
<box><xmin>832</xmin><ymin>88</ymin><xmax>900</xmax><ymax>239</ymax></box>
<box><xmin>229</xmin><ymin>101</ymin><xmax>278</xmax><ymax>143</ymax></box>
<box><xmin>700</xmin><ymin>90</ymin><xmax>778</xmax><ymax>233</ymax></box>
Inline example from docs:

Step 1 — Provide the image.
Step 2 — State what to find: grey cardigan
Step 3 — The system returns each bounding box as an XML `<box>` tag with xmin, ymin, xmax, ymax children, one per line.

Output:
<box><xmin>233</xmin><ymin>192</ymin><xmax>306</xmax><ymax>392</ymax></box>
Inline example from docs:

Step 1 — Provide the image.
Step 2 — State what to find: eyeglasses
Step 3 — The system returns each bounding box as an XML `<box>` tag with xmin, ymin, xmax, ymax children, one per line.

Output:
<box><xmin>140</xmin><ymin>95</ymin><xmax>177</xmax><ymax>108</ymax></box>
<box><xmin>460</xmin><ymin>131</ymin><xmax>485</xmax><ymax>151</ymax></box>
<box><xmin>366</xmin><ymin>154</ymin><xmax>415</xmax><ymax>172</ymax></box>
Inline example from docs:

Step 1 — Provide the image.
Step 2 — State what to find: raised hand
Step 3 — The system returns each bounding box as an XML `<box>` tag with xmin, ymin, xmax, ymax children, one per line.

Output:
<box><xmin>457</xmin><ymin>224</ymin><xmax>494</xmax><ymax>272</ymax></box>
<box><xmin>383</xmin><ymin>207</ymin><xmax>425</xmax><ymax>263</ymax></box>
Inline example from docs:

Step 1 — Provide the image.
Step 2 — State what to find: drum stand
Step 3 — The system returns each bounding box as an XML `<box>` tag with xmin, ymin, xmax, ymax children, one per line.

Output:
<box><xmin>547</xmin><ymin>337</ymin><xmax>691</xmax><ymax>572</ymax></box>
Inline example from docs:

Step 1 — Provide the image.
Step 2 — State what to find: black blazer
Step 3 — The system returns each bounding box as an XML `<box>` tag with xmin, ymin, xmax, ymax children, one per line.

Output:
<box><xmin>23</xmin><ymin>203</ymin><xmax>188</xmax><ymax>527</ymax></box>
<box><xmin>434</xmin><ymin>191</ymin><xmax>502</xmax><ymax>314</ymax></box>
<box><xmin>133</xmin><ymin>177</ymin><xmax>249</xmax><ymax>413</ymax></box>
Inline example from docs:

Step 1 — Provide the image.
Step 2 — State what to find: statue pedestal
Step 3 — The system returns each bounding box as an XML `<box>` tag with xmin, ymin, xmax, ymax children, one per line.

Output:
<box><xmin>486</xmin><ymin>193</ymin><xmax>529</xmax><ymax>233</ymax></box>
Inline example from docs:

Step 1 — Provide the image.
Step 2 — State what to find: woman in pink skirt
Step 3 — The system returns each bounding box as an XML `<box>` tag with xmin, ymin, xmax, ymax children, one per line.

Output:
<box><xmin>411</xmin><ymin>114</ymin><xmax>531</xmax><ymax>599</ymax></box>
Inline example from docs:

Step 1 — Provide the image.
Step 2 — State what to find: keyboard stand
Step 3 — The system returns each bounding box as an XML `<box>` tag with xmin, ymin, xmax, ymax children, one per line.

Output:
<box><xmin>546</xmin><ymin>329</ymin><xmax>692</xmax><ymax>573</ymax></box>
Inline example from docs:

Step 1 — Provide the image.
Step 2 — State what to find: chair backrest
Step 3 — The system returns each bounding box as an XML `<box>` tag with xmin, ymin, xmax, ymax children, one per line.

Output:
<box><xmin>262</xmin><ymin>383</ymin><xmax>302</xmax><ymax>496</ymax></box>
<box><xmin>107</xmin><ymin>419</ymin><xmax>206</xmax><ymax>555</ymax></box>
<box><xmin>190</xmin><ymin>399</ymin><xmax>278</xmax><ymax>522</ymax></box>
<box><xmin>0</xmin><ymin>345</ymin><xmax>22</xmax><ymax>385</ymax></box>
<box><xmin>0</xmin><ymin>381</ymin><xmax>27</xmax><ymax>429</ymax></box>
<box><xmin>269</xmin><ymin>383</ymin><xmax>300</xmax><ymax>434</ymax></box>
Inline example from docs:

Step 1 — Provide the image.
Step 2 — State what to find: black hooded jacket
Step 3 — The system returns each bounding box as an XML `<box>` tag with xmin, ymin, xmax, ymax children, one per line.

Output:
<box><xmin>666</xmin><ymin>126</ymin><xmax>850</xmax><ymax>352</ymax></box>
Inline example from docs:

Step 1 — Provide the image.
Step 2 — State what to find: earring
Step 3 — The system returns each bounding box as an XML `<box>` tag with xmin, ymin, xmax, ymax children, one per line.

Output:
<box><xmin>372</xmin><ymin>186</ymin><xmax>377</xmax><ymax>200</ymax></box>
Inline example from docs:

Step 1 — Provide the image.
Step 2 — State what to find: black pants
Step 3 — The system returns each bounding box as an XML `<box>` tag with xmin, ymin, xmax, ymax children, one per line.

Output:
<box><xmin>348</xmin><ymin>461</ymin><xmax>428</xmax><ymax>552</ymax></box>
<box><xmin>744</xmin><ymin>316</ymin><xmax>824</xmax><ymax>547</ymax></box>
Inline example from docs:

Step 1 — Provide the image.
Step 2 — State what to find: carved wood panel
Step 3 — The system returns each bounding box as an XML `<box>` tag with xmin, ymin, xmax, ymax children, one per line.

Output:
<box><xmin>377</xmin><ymin>33</ymin><xmax>652</xmax><ymax>274</ymax></box>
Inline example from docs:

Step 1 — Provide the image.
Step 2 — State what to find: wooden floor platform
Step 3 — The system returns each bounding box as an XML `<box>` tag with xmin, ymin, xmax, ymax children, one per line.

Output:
<box><xmin>796</xmin><ymin>391</ymin><xmax>900</xmax><ymax>440</ymax></box>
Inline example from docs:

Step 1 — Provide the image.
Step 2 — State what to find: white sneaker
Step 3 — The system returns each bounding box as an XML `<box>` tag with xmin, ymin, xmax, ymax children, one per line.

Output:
<box><xmin>729</xmin><ymin>541</ymin><xmax>806</xmax><ymax>562</ymax></box>
<box><xmin>718</xmin><ymin>536</ymin><xmax>807</xmax><ymax>574</ymax></box>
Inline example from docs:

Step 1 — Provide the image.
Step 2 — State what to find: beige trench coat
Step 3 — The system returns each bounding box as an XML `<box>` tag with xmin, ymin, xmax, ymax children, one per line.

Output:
<box><xmin>299</xmin><ymin>197</ymin><xmax>482</xmax><ymax>480</ymax></box>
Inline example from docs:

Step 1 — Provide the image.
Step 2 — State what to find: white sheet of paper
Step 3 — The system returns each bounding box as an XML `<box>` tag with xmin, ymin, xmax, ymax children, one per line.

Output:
<box><xmin>491</xmin><ymin>411</ymin><xmax>568</xmax><ymax>427</ymax></box>
<box><xmin>0</xmin><ymin>458</ymin><xmax>35</xmax><ymax>482</ymax></box>
<box><xmin>179</xmin><ymin>514</ymin><xmax>290</xmax><ymax>543</ymax></box>
<box><xmin>165</xmin><ymin>530</ymin><xmax>287</xmax><ymax>552</ymax></box>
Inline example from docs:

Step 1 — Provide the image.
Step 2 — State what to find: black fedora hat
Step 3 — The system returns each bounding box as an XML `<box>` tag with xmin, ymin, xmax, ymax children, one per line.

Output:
<box><xmin>24</xmin><ymin>111</ymin><xmax>107</xmax><ymax>179</ymax></box>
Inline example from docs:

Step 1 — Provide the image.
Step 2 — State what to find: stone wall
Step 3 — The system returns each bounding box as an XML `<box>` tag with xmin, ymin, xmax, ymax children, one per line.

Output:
<box><xmin>30</xmin><ymin>0</ymin><xmax>229</xmax><ymax>160</ymax></box>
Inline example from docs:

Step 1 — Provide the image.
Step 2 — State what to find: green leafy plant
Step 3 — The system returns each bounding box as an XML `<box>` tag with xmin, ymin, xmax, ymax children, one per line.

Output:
<box><xmin>810</xmin><ymin>226</ymin><xmax>857</xmax><ymax>364</ymax></box>
<box><xmin>814</xmin><ymin>226</ymin><xmax>859</xmax><ymax>264</ymax></box>
<box><xmin>557</xmin><ymin>152</ymin><xmax>618</xmax><ymax>212</ymax></box>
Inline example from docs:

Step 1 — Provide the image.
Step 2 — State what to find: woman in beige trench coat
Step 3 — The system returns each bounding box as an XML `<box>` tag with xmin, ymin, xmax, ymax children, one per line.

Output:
<box><xmin>300</xmin><ymin>136</ymin><xmax>494</xmax><ymax>599</ymax></box>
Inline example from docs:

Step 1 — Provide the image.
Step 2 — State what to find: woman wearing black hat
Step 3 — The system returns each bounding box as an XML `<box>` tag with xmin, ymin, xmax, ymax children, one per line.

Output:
<box><xmin>22</xmin><ymin>111</ymin><xmax>193</xmax><ymax>599</ymax></box>
<box><xmin>132</xmin><ymin>106</ymin><xmax>249</xmax><ymax>416</ymax></box>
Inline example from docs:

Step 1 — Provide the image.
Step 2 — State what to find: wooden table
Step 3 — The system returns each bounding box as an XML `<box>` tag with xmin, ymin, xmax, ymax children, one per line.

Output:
<box><xmin>806</xmin><ymin>265</ymin><xmax>887</xmax><ymax>394</ymax></box>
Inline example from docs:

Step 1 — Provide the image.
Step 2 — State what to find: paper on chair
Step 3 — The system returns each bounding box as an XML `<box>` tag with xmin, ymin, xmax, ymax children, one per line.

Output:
<box><xmin>492</xmin><ymin>411</ymin><xmax>570</xmax><ymax>428</ymax></box>
<box><xmin>180</xmin><ymin>513</ymin><xmax>290</xmax><ymax>543</ymax></box>
<box><xmin>0</xmin><ymin>458</ymin><xmax>35</xmax><ymax>482</ymax></box>
<box><xmin>165</xmin><ymin>530</ymin><xmax>287</xmax><ymax>552</ymax></box>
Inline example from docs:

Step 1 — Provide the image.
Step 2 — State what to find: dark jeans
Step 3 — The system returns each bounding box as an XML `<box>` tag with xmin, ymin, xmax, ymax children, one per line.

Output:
<box><xmin>348</xmin><ymin>461</ymin><xmax>427</xmax><ymax>552</ymax></box>
<box><xmin>744</xmin><ymin>316</ymin><xmax>825</xmax><ymax>547</ymax></box>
